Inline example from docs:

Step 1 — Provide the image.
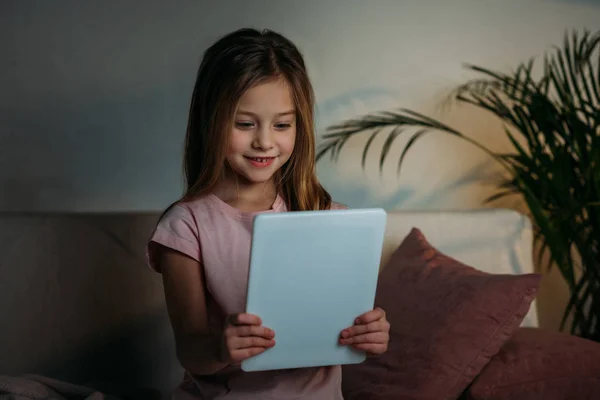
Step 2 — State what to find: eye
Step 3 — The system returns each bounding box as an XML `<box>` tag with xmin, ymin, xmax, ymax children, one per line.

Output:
<box><xmin>275</xmin><ymin>122</ymin><xmax>292</xmax><ymax>130</ymax></box>
<box><xmin>235</xmin><ymin>121</ymin><xmax>254</xmax><ymax>129</ymax></box>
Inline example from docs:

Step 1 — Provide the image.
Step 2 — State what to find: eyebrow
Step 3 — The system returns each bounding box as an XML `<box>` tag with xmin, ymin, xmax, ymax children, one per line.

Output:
<box><xmin>236</xmin><ymin>110</ymin><xmax>296</xmax><ymax>117</ymax></box>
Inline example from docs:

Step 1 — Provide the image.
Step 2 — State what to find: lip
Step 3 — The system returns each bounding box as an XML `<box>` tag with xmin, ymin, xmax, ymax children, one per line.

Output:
<box><xmin>244</xmin><ymin>156</ymin><xmax>277</xmax><ymax>168</ymax></box>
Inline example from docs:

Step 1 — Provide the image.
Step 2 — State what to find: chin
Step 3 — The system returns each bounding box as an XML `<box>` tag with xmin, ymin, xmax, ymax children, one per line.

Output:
<box><xmin>227</xmin><ymin>157</ymin><xmax>289</xmax><ymax>185</ymax></box>
<box><xmin>242</xmin><ymin>172</ymin><xmax>277</xmax><ymax>184</ymax></box>
<box><xmin>235</xmin><ymin>168</ymin><xmax>278</xmax><ymax>185</ymax></box>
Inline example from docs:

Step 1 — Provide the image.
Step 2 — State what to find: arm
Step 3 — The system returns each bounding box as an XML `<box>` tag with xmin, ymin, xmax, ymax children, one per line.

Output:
<box><xmin>155</xmin><ymin>244</ymin><xmax>229</xmax><ymax>376</ymax></box>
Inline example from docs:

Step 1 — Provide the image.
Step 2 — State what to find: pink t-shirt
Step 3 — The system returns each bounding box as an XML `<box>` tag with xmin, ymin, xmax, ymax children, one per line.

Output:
<box><xmin>147</xmin><ymin>193</ymin><xmax>347</xmax><ymax>400</ymax></box>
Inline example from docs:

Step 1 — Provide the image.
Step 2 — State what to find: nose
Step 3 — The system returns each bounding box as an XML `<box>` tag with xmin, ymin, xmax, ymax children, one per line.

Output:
<box><xmin>252</xmin><ymin>125</ymin><xmax>274</xmax><ymax>151</ymax></box>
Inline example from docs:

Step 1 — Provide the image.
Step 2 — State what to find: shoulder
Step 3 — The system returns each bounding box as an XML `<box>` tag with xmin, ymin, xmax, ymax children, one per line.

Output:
<box><xmin>330</xmin><ymin>201</ymin><xmax>349</xmax><ymax>210</ymax></box>
<box><xmin>147</xmin><ymin>196</ymin><xmax>216</xmax><ymax>271</ymax></box>
<box><xmin>158</xmin><ymin>203</ymin><xmax>199</xmax><ymax>237</ymax></box>
<box><xmin>160</xmin><ymin>195</ymin><xmax>217</xmax><ymax>228</ymax></box>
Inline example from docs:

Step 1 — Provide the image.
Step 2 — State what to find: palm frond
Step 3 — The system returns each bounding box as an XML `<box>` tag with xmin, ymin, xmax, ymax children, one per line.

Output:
<box><xmin>318</xmin><ymin>108</ymin><xmax>505</xmax><ymax>175</ymax></box>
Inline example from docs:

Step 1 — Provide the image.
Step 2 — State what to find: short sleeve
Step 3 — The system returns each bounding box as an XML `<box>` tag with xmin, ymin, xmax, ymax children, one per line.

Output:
<box><xmin>146</xmin><ymin>204</ymin><xmax>201</xmax><ymax>273</ymax></box>
<box><xmin>331</xmin><ymin>201</ymin><xmax>348</xmax><ymax>210</ymax></box>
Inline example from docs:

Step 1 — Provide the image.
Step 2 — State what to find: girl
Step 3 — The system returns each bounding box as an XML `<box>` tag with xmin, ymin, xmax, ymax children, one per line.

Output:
<box><xmin>147</xmin><ymin>28</ymin><xmax>390</xmax><ymax>399</ymax></box>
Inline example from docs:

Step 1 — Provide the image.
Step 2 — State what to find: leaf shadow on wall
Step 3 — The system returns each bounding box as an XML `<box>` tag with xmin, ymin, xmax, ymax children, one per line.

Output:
<box><xmin>413</xmin><ymin>159</ymin><xmax>507</xmax><ymax>210</ymax></box>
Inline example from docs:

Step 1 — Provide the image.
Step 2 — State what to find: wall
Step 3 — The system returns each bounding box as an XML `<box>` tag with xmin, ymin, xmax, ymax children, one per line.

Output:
<box><xmin>2</xmin><ymin>0</ymin><xmax>599</xmax><ymax>212</ymax></box>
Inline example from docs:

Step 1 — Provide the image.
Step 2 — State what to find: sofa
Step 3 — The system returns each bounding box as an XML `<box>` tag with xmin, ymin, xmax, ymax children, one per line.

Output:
<box><xmin>344</xmin><ymin>209</ymin><xmax>600</xmax><ymax>399</ymax></box>
<box><xmin>0</xmin><ymin>209</ymin><xmax>599</xmax><ymax>399</ymax></box>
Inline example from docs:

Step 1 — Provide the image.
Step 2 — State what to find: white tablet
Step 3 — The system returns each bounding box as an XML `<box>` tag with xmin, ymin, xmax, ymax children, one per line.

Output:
<box><xmin>241</xmin><ymin>208</ymin><xmax>387</xmax><ymax>372</ymax></box>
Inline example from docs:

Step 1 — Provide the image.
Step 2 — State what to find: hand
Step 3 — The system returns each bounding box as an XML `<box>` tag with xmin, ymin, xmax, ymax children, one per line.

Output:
<box><xmin>339</xmin><ymin>307</ymin><xmax>390</xmax><ymax>356</ymax></box>
<box><xmin>219</xmin><ymin>313</ymin><xmax>275</xmax><ymax>364</ymax></box>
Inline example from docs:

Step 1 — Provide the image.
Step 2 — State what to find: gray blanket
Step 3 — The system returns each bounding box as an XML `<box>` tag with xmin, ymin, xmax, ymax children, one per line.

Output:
<box><xmin>0</xmin><ymin>375</ymin><xmax>119</xmax><ymax>400</ymax></box>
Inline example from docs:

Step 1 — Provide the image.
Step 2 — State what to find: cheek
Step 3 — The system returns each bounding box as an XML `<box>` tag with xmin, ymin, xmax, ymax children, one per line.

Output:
<box><xmin>228</xmin><ymin>131</ymin><xmax>248</xmax><ymax>155</ymax></box>
<box><xmin>281</xmin><ymin>131</ymin><xmax>297</xmax><ymax>155</ymax></box>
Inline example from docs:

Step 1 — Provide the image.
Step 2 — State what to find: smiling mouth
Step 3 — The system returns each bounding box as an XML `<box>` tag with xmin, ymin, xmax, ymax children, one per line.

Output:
<box><xmin>245</xmin><ymin>156</ymin><xmax>276</xmax><ymax>162</ymax></box>
<box><xmin>244</xmin><ymin>156</ymin><xmax>277</xmax><ymax>167</ymax></box>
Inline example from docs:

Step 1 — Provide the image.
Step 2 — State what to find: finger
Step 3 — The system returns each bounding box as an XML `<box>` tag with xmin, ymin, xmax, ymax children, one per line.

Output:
<box><xmin>351</xmin><ymin>343</ymin><xmax>387</xmax><ymax>355</ymax></box>
<box><xmin>228</xmin><ymin>313</ymin><xmax>262</xmax><ymax>326</ymax></box>
<box><xmin>340</xmin><ymin>320</ymin><xmax>389</xmax><ymax>338</ymax></box>
<box><xmin>232</xmin><ymin>336</ymin><xmax>276</xmax><ymax>350</ymax></box>
<box><xmin>339</xmin><ymin>332</ymin><xmax>388</xmax><ymax>345</ymax></box>
<box><xmin>230</xmin><ymin>347</ymin><xmax>268</xmax><ymax>364</ymax></box>
<box><xmin>229</xmin><ymin>325</ymin><xmax>275</xmax><ymax>339</ymax></box>
<box><xmin>355</xmin><ymin>307</ymin><xmax>386</xmax><ymax>325</ymax></box>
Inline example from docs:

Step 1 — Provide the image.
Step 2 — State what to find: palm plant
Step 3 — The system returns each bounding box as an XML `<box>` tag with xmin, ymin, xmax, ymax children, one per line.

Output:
<box><xmin>317</xmin><ymin>29</ymin><xmax>600</xmax><ymax>341</ymax></box>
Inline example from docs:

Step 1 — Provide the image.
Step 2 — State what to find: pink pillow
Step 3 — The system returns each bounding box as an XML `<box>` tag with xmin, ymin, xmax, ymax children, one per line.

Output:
<box><xmin>466</xmin><ymin>327</ymin><xmax>600</xmax><ymax>399</ymax></box>
<box><xmin>342</xmin><ymin>228</ymin><xmax>541</xmax><ymax>400</ymax></box>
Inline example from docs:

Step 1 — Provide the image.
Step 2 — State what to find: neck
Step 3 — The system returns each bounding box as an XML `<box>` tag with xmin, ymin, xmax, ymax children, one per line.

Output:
<box><xmin>212</xmin><ymin>174</ymin><xmax>278</xmax><ymax>212</ymax></box>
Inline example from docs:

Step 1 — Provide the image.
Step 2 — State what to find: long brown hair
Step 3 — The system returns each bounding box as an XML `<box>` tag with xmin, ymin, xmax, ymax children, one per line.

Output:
<box><xmin>168</xmin><ymin>28</ymin><xmax>331</xmax><ymax>213</ymax></box>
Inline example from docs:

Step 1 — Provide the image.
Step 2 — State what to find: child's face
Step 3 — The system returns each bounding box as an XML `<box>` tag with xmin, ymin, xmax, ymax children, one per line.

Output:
<box><xmin>226</xmin><ymin>78</ymin><xmax>297</xmax><ymax>184</ymax></box>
